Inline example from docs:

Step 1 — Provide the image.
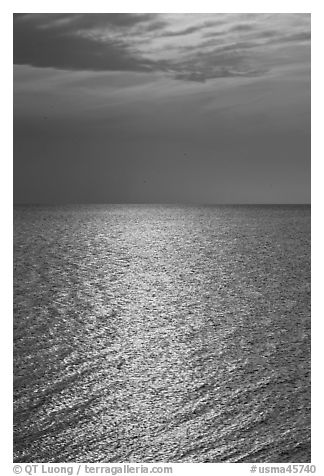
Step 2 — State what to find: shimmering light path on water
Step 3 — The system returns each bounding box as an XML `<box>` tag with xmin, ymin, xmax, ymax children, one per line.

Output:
<box><xmin>14</xmin><ymin>205</ymin><xmax>311</xmax><ymax>463</ymax></box>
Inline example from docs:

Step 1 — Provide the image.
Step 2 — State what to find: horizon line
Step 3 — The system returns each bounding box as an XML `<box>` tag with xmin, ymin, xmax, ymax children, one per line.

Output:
<box><xmin>13</xmin><ymin>202</ymin><xmax>311</xmax><ymax>207</ymax></box>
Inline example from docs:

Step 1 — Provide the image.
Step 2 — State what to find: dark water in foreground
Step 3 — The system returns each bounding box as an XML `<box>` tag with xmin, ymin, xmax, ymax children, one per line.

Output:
<box><xmin>13</xmin><ymin>205</ymin><xmax>311</xmax><ymax>463</ymax></box>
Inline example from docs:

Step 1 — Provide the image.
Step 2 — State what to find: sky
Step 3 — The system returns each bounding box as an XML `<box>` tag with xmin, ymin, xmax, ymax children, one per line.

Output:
<box><xmin>13</xmin><ymin>13</ymin><xmax>311</xmax><ymax>204</ymax></box>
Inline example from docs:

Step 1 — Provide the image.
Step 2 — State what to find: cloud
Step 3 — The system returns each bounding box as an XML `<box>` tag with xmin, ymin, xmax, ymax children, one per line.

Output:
<box><xmin>173</xmin><ymin>68</ymin><xmax>264</xmax><ymax>82</ymax></box>
<box><xmin>171</xmin><ymin>44</ymin><xmax>268</xmax><ymax>82</ymax></box>
<box><xmin>229</xmin><ymin>23</ymin><xmax>256</xmax><ymax>32</ymax></box>
<box><xmin>13</xmin><ymin>14</ymin><xmax>163</xmax><ymax>72</ymax></box>
<box><xmin>161</xmin><ymin>25</ymin><xmax>203</xmax><ymax>37</ymax></box>
<box><xmin>160</xmin><ymin>20</ymin><xmax>226</xmax><ymax>37</ymax></box>
<box><xmin>15</xmin><ymin>13</ymin><xmax>161</xmax><ymax>30</ymax></box>
<box><xmin>272</xmin><ymin>31</ymin><xmax>311</xmax><ymax>44</ymax></box>
<box><xmin>13</xmin><ymin>13</ymin><xmax>310</xmax><ymax>83</ymax></box>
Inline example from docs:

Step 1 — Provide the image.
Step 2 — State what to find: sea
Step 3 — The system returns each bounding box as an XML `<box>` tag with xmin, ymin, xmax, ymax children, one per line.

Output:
<box><xmin>13</xmin><ymin>204</ymin><xmax>311</xmax><ymax>463</ymax></box>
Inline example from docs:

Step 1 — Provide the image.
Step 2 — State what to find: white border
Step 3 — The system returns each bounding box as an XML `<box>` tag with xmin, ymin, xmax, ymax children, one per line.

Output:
<box><xmin>4</xmin><ymin>2</ymin><xmax>320</xmax><ymax>474</ymax></box>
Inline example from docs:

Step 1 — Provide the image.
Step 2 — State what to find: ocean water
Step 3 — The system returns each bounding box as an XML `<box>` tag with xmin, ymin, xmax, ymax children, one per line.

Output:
<box><xmin>13</xmin><ymin>205</ymin><xmax>311</xmax><ymax>463</ymax></box>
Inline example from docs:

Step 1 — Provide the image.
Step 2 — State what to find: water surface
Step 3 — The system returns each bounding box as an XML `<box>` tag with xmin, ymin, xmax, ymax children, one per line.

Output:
<box><xmin>13</xmin><ymin>205</ymin><xmax>311</xmax><ymax>462</ymax></box>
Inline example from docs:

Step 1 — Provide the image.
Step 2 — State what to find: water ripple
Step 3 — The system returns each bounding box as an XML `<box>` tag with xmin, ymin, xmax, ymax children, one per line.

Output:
<box><xmin>14</xmin><ymin>205</ymin><xmax>311</xmax><ymax>463</ymax></box>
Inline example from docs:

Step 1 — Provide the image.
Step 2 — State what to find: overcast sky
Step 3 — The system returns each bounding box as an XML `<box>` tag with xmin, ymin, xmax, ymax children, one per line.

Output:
<box><xmin>13</xmin><ymin>13</ymin><xmax>310</xmax><ymax>204</ymax></box>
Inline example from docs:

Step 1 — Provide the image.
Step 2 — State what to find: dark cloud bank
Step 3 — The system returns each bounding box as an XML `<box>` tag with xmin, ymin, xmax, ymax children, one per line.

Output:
<box><xmin>14</xmin><ymin>13</ymin><xmax>310</xmax><ymax>82</ymax></box>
